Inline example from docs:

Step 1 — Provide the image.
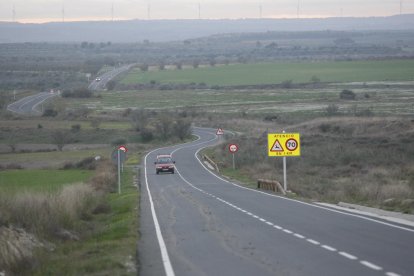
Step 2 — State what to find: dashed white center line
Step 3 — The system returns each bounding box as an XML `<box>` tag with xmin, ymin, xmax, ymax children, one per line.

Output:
<box><xmin>293</xmin><ymin>233</ymin><xmax>305</xmax><ymax>239</ymax></box>
<box><xmin>360</xmin><ymin>260</ymin><xmax>383</xmax><ymax>271</ymax></box>
<box><xmin>321</xmin><ymin>245</ymin><xmax>337</xmax><ymax>252</ymax></box>
<box><xmin>174</xmin><ymin>158</ymin><xmax>399</xmax><ymax>276</ymax></box>
<box><xmin>306</xmin><ymin>239</ymin><xmax>320</xmax><ymax>245</ymax></box>
<box><xmin>338</xmin><ymin>251</ymin><xmax>358</xmax><ymax>260</ymax></box>
<box><xmin>386</xmin><ymin>272</ymin><xmax>401</xmax><ymax>276</ymax></box>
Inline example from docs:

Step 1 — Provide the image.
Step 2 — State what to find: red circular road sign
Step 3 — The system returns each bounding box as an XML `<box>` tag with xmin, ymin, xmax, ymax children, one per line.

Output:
<box><xmin>285</xmin><ymin>138</ymin><xmax>298</xmax><ymax>151</ymax></box>
<box><xmin>118</xmin><ymin>145</ymin><xmax>128</xmax><ymax>153</ymax></box>
<box><xmin>229</xmin><ymin>144</ymin><xmax>239</xmax><ymax>153</ymax></box>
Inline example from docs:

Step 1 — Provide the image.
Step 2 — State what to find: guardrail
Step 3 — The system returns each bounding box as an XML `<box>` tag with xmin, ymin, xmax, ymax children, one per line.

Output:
<box><xmin>203</xmin><ymin>155</ymin><xmax>220</xmax><ymax>172</ymax></box>
<box><xmin>257</xmin><ymin>179</ymin><xmax>286</xmax><ymax>195</ymax></box>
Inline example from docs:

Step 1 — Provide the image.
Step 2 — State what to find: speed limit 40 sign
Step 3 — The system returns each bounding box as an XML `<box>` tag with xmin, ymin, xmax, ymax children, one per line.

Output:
<box><xmin>267</xmin><ymin>133</ymin><xmax>301</xmax><ymax>157</ymax></box>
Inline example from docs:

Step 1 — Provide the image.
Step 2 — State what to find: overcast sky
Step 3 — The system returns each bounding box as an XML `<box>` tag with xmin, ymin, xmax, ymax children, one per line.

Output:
<box><xmin>1</xmin><ymin>0</ymin><xmax>413</xmax><ymax>23</ymax></box>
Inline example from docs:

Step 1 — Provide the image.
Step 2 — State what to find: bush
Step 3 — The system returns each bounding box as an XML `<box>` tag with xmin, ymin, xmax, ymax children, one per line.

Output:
<box><xmin>111</xmin><ymin>138</ymin><xmax>127</xmax><ymax>146</ymax></box>
<box><xmin>62</xmin><ymin>88</ymin><xmax>92</xmax><ymax>98</ymax></box>
<box><xmin>326</xmin><ymin>104</ymin><xmax>339</xmax><ymax>116</ymax></box>
<box><xmin>281</xmin><ymin>80</ymin><xmax>293</xmax><ymax>88</ymax></box>
<box><xmin>140</xmin><ymin>128</ymin><xmax>155</xmax><ymax>142</ymax></box>
<box><xmin>173</xmin><ymin>119</ymin><xmax>192</xmax><ymax>141</ymax></box>
<box><xmin>340</xmin><ymin>89</ymin><xmax>356</xmax><ymax>100</ymax></box>
<box><xmin>42</xmin><ymin>108</ymin><xmax>58</xmax><ymax>117</ymax></box>
<box><xmin>71</xmin><ymin>124</ymin><xmax>81</xmax><ymax>133</ymax></box>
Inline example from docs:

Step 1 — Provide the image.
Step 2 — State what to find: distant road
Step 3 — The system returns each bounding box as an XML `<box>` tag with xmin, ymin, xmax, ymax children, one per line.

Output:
<box><xmin>7</xmin><ymin>65</ymin><xmax>134</xmax><ymax>115</ymax></box>
<box><xmin>88</xmin><ymin>64</ymin><xmax>134</xmax><ymax>91</ymax></box>
<box><xmin>140</xmin><ymin>127</ymin><xmax>414</xmax><ymax>276</ymax></box>
<box><xmin>7</xmin><ymin>92</ymin><xmax>57</xmax><ymax>115</ymax></box>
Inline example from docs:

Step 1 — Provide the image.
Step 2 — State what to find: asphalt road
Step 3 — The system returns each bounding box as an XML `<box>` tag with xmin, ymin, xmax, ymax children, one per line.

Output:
<box><xmin>7</xmin><ymin>65</ymin><xmax>134</xmax><ymax>115</ymax></box>
<box><xmin>7</xmin><ymin>92</ymin><xmax>57</xmax><ymax>115</ymax></box>
<box><xmin>139</xmin><ymin>127</ymin><xmax>414</xmax><ymax>276</ymax></box>
<box><xmin>88</xmin><ymin>64</ymin><xmax>134</xmax><ymax>91</ymax></box>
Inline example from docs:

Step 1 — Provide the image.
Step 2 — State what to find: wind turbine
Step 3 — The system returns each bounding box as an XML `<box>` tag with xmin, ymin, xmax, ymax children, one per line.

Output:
<box><xmin>12</xmin><ymin>4</ymin><xmax>16</xmax><ymax>22</ymax></box>
<box><xmin>62</xmin><ymin>2</ymin><xmax>65</xmax><ymax>22</ymax></box>
<box><xmin>297</xmin><ymin>0</ymin><xmax>301</xmax><ymax>18</ymax></box>
<box><xmin>111</xmin><ymin>2</ymin><xmax>114</xmax><ymax>21</ymax></box>
<box><xmin>198</xmin><ymin>3</ymin><xmax>201</xmax><ymax>20</ymax></box>
<box><xmin>259</xmin><ymin>4</ymin><xmax>263</xmax><ymax>19</ymax></box>
<box><xmin>400</xmin><ymin>0</ymin><xmax>403</xmax><ymax>15</ymax></box>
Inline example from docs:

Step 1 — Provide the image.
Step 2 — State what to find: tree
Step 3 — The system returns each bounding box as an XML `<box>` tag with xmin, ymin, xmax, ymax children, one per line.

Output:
<box><xmin>175</xmin><ymin>62</ymin><xmax>182</xmax><ymax>70</ymax></box>
<box><xmin>173</xmin><ymin>119</ymin><xmax>192</xmax><ymax>141</ymax></box>
<box><xmin>326</xmin><ymin>104</ymin><xmax>339</xmax><ymax>116</ymax></box>
<box><xmin>139</xmin><ymin>63</ymin><xmax>149</xmax><ymax>72</ymax></box>
<box><xmin>340</xmin><ymin>89</ymin><xmax>356</xmax><ymax>100</ymax></box>
<box><xmin>158</xmin><ymin>62</ymin><xmax>165</xmax><ymax>71</ymax></box>
<box><xmin>106</xmin><ymin>80</ymin><xmax>116</xmax><ymax>91</ymax></box>
<box><xmin>156</xmin><ymin>115</ymin><xmax>173</xmax><ymax>140</ymax></box>
<box><xmin>52</xmin><ymin>130</ymin><xmax>71</xmax><ymax>151</ymax></box>
<box><xmin>192</xmin><ymin>60</ymin><xmax>199</xmax><ymax>69</ymax></box>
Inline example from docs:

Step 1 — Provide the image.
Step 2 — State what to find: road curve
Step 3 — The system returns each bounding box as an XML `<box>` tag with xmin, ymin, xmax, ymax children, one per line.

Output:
<box><xmin>139</xmin><ymin>127</ymin><xmax>414</xmax><ymax>276</ymax></box>
<box><xmin>7</xmin><ymin>92</ymin><xmax>57</xmax><ymax>115</ymax></box>
<box><xmin>88</xmin><ymin>64</ymin><xmax>134</xmax><ymax>91</ymax></box>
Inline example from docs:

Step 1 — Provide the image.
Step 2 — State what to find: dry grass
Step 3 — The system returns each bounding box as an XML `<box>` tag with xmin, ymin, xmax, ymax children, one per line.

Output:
<box><xmin>0</xmin><ymin>161</ymin><xmax>117</xmax><ymax>273</ymax></box>
<box><xmin>208</xmin><ymin>116</ymin><xmax>414</xmax><ymax>212</ymax></box>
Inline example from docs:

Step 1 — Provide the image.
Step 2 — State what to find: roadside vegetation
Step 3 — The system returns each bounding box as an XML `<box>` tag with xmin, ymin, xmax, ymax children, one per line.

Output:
<box><xmin>1</xmin><ymin>28</ymin><xmax>413</xmax><ymax>274</ymax></box>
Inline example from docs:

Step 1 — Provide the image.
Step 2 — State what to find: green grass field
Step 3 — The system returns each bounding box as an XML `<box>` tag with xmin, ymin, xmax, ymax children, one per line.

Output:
<box><xmin>34</xmin><ymin>167</ymin><xmax>138</xmax><ymax>276</ymax></box>
<box><xmin>0</xmin><ymin>169</ymin><xmax>93</xmax><ymax>194</ymax></box>
<box><xmin>122</xmin><ymin>60</ymin><xmax>414</xmax><ymax>86</ymax></box>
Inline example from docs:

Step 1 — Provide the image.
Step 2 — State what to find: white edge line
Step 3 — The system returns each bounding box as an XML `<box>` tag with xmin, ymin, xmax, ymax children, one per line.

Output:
<box><xmin>142</xmin><ymin>131</ymin><xmax>216</xmax><ymax>276</ymax></box>
<box><xmin>144</xmin><ymin>150</ymin><xmax>175</xmax><ymax>276</ymax></box>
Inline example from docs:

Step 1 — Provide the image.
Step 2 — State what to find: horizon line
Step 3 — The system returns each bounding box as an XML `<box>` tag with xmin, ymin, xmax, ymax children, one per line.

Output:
<box><xmin>0</xmin><ymin>13</ymin><xmax>411</xmax><ymax>24</ymax></box>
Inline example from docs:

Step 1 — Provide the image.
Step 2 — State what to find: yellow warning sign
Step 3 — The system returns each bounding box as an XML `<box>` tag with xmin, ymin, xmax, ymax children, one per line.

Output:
<box><xmin>268</xmin><ymin>133</ymin><xmax>301</xmax><ymax>157</ymax></box>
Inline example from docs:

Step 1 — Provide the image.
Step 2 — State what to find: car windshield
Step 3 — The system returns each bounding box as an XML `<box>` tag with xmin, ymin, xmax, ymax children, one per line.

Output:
<box><xmin>157</xmin><ymin>157</ymin><xmax>172</xmax><ymax>164</ymax></box>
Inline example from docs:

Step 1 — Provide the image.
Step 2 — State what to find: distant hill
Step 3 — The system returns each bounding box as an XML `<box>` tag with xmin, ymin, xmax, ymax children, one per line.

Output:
<box><xmin>1</xmin><ymin>14</ymin><xmax>414</xmax><ymax>43</ymax></box>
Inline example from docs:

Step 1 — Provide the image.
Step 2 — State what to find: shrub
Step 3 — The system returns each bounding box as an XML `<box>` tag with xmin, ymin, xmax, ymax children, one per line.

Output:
<box><xmin>62</xmin><ymin>88</ymin><xmax>92</xmax><ymax>98</ymax></box>
<box><xmin>340</xmin><ymin>89</ymin><xmax>356</xmax><ymax>100</ymax></box>
<box><xmin>140</xmin><ymin>128</ymin><xmax>155</xmax><ymax>142</ymax></box>
<box><xmin>173</xmin><ymin>119</ymin><xmax>192</xmax><ymax>141</ymax></box>
<box><xmin>281</xmin><ymin>80</ymin><xmax>293</xmax><ymax>88</ymax></box>
<box><xmin>111</xmin><ymin>138</ymin><xmax>127</xmax><ymax>146</ymax></box>
<box><xmin>42</xmin><ymin>108</ymin><xmax>57</xmax><ymax>117</ymax></box>
<box><xmin>71</xmin><ymin>124</ymin><xmax>81</xmax><ymax>133</ymax></box>
<box><xmin>326</xmin><ymin>104</ymin><xmax>339</xmax><ymax>116</ymax></box>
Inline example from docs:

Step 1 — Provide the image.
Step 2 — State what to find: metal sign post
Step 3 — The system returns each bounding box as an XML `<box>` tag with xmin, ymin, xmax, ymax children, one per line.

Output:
<box><xmin>111</xmin><ymin>145</ymin><xmax>128</xmax><ymax>195</ymax></box>
<box><xmin>267</xmin><ymin>131</ymin><xmax>301</xmax><ymax>192</ymax></box>
<box><xmin>117</xmin><ymin>149</ymin><xmax>121</xmax><ymax>194</ymax></box>
<box><xmin>228</xmin><ymin>144</ymin><xmax>239</xmax><ymax>170</ymax></box>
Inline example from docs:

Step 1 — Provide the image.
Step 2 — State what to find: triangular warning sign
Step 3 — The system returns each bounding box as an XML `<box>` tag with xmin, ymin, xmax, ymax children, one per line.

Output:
<box><xmin>270</xmin><ymin>139</ymin><xmax>284</xmax><ymax>152</ymax></box>
<box><xmin>216</xmin><ymin>128</ymin><xmax>224</xmax><ymax>135</ymax></box>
